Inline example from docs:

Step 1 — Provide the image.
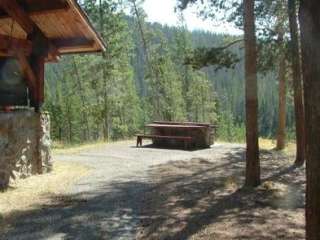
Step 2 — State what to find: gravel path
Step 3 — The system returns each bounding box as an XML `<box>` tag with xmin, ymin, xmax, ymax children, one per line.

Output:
<box><xmin>2</xmin><ymin>141</ymin><xmax>243</xmax><ymax>240</ymax></box>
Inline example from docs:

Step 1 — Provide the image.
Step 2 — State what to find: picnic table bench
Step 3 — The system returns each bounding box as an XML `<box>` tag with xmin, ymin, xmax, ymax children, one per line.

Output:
<box><xmin>136</xmin><ymin>134</ymin><xmax>192</xmax><ymax>149</ymax></box>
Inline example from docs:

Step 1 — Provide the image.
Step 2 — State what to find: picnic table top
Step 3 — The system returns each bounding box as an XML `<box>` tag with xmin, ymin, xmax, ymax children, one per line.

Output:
<box><xmin>152</xmin><ymin>121</ymin><xmax>214</xmax><ymax>127</ymax></box>
<box><xmin>146</xmin><ymin>123</ymin><xmax>207</xmax><ymax>129</ymax></box>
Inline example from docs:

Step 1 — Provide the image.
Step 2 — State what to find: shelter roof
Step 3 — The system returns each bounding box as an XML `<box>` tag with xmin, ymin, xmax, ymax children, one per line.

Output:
<box><xmin>0</xmin><ymin>0</ymin><xmax>106</xmax><ymax>57</ymax></box>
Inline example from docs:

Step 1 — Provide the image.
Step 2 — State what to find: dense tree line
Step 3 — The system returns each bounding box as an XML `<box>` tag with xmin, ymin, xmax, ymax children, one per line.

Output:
<box><xmin>44</xmin><ymin>0</ymin><xmax>217</xmax><ymax>143</ymax></box>
<box><xmin>44</xmin><ymin>0</ymin><xmax>297</xmax><ymax>144</ymax></box>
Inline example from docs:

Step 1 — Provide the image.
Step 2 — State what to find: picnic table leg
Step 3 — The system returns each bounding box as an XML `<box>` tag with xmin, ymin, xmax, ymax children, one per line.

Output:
<box><xmin>136</xmin><ymin>136</ymin><xmax>142</xmax><ymax>147</ymax></box>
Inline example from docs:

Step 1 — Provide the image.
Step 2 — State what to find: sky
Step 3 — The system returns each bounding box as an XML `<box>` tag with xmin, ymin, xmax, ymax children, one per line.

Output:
<box><xmin>142</xmin><ymin>0</ymin><xmax>242</xmax><ymax>35</ymax></box>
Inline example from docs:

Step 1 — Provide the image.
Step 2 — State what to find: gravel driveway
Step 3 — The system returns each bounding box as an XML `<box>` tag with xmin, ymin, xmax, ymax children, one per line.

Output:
<box><xmin>2</xmin><ymin>141</ymin><xmax>243</xmax><ymax>240</ymax></box>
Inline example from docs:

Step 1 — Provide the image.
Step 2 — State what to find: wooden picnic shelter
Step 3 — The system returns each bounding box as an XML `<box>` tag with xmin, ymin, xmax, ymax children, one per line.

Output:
<box><xmin>0</xmin><ymin>0</ymin><xmax>106</xmax><ymax>111</ymax></box>
<box><xmin>0</xmin><ymin>0</ymin><xmax>105</xmax><ymax>186</ymax></box>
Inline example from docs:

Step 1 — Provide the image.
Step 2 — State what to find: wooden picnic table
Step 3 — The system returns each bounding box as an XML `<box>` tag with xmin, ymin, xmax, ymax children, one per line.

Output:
<box><xmin>145</xmin><ymin>123</ymin><xmax>206</xmax><ymax>129</ymax></box>
<box><xmin>152</xmin><ymin>121</ymin><xmax>217</xmax><ymax>128</ymax></box>
<box><xmin>143</xmin><ymin>122</ymin><xmax>215</xmax><ymax>148</ymax></box>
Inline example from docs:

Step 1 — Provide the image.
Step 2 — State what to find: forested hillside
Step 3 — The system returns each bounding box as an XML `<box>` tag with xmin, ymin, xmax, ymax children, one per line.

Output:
<box><xmin>44</xmin><ymin>0</ymin><xmax>295</xmax><ymax>144</ymax></box>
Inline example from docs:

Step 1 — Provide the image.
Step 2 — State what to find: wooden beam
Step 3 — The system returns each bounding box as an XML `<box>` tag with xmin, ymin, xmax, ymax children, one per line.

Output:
<box><xmin>16</xmin><ymin>51</ymin><xmax>37</xmax><ymax>103</ymax></box>
<box><xmin>16</xmin><ymin>53</ymin><xmax>45</xmax><ymax>109</ymax></box>
<box><xmin>0</xmin><ymin>34</ymin><xmax>32</xmax><ymax>55</ymax></box>
<box><xmin>31</xmin><ymin>56</ymin><xmax>45</xmax><ymax>104</ymax></box>
<box><xmin>0</xmin><ymin>0</ymin><xmax>34</xmax><ymax>35</ymax></box>
<box><xmin>46</xmin><ymin>41</ymin><xmax>61</xmax><ymax>62</ymax></box>
<box><xmin>0</xmin><ymin>0</ymin><xmax>48</xmax><ymax>50</ymax></box>
<box><xmin>53</xmin><ymin>37</ymin><xmax>95</xmax><ymax>49</ymax></box>
<box><xmin>1</xmin><ymin>0</ymin><xmax>59</xmax><ymax>105</ymax></box>
<box><xmin>0</xmin><ymin>0</ymin><xmax>58</xmax><ymax>56</ymax></box>
<box><xmin>45</xmin><ymin>37</ymin><xmax>95</xmax><ymax>60</ymax></box>
<box><xmin>0</xmin><ymin>0</ymin><xmax>69</xmax><ymax>19</ymax></box>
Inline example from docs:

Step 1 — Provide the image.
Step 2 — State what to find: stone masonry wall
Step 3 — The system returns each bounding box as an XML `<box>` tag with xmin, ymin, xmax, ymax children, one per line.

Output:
<box><xmin>0</xmin><ymin>110</ymin><xmax>52</xmax><ymax>190</ymax></box>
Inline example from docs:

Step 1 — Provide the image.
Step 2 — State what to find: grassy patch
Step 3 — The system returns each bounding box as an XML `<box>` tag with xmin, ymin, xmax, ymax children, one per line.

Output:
<box><xmin>259</xmin><ymin>138</ymin><xmax>296</xmax><ymax>154</ymax></box>
<box><xmin>216</xmin><ymin>138</ymin><xmax>296</xmax><ymax>155</ymax></box>
<box><xmin>52</xmin><ymin>141</ymin><xmax>108</xmax><ymax>155</ymax></box>
<box><xmin>52</xmin><ymin>139</ymin><xmax>135</xmax><ymax>155</ymax></box>
<box><xmin>0</xmin><ymin>161</ymin><xmax>90</xmax><ymax>217</ymax></box>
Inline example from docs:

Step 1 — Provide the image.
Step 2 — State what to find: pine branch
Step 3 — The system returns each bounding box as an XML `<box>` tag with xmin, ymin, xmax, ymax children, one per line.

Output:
<box><xmin>185</xmin><ymin>39</ymin><xmax>243</xmax><ymax>70</ymax></box>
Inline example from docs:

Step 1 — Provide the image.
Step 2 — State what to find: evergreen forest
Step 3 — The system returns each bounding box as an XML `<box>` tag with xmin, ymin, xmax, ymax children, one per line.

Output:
<box><xmin>44</xmin><ymin>0</ymin><xmax>295</xmax><ymax>144</ymax></box>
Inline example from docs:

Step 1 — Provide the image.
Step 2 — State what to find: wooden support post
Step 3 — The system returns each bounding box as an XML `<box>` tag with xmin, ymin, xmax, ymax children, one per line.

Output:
<box><xmin>16</xmin><ymin>52</ymin><xmax>38</xmax><ymax>104</ymax></box>
<box><xmin>16</xmin><ymin>52</ymin><xmax>45</xmax><ymax>110</ymax></box>
<box><xmin>29</xmin><ymin>56</ymin><xmax>45</xmax><ymax>173</ymax></box>
<box><xmin>29</xmin><ymin>55</ymin><xmax>45</xmax><ymax>112</ymax></box>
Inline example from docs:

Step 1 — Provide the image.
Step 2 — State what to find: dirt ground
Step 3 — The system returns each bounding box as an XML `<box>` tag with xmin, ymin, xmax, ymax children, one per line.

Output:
<box><xmin>0</xmin><ymin>141</ymin><xmax>305</xmax><ymax>240</ymax></box>
<box><xmin>136</xmin><ymin>148</ymin><xmax>305</xmax><ymax>240</ymax></box>
<box><xmin>0</xmin><ymin>161</ymin><xmax>90</xmax><ymax>234</ymax></box>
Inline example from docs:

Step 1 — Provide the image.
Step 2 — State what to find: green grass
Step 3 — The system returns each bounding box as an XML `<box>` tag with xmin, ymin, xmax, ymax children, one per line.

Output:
<box><xmin>259</xmin><ymin>138</ymin><xmax>296</xmax><ymax>154</ymax></box>
<box><xmin>52</xmin><ymin>140</ymin><xmax>108</xmax><ymax>155</ymax></box>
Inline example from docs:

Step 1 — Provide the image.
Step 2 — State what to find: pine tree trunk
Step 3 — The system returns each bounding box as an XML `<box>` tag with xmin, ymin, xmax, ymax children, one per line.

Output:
<box><xmin>288</xmin><ymin>0</ymin><xmax>305</xmax><ymax>166</ymax></box>
<box><xmin>66</xmin><ymin>101</ymin><xmax>73</xmax><ymax>143</ymax></box>
<box><xmin>132</xmin><ymin>0</ymin><xmax>151</xmax><ymax>69</ymax></box>
<box><xmin>103</xmin><ymin>113</ymin><xmax>109</xmax><ymax>141</ymax></box>
<box><xmin>299</xmin><ymin>1</ymin><xmax>320</xmax><ymax>239</ymax></box>
<box><xmin>99</xmin><ymin>0</ymin><xmax>110</xmax><ymax>141</ymax></box>
<box><xmin>276</xmin><ymin>44</ymin><xmax>287</xmax><ymax>150</ymax></box>
<box><xmin>244</xmin><ymin>0</ymin><xmax>260</xmax><ymax>187</ymax></box>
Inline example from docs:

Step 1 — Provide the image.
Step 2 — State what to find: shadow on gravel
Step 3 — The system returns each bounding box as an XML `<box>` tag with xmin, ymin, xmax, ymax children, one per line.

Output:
<box><xmin>136</xmin><ymin>148</ymin><xmax>306</xmax><ymax>240</ymax></box>
<box><xmin>131</xmin><ymin>144</ymin><xmax>212</xmax><ymax>152</ymax></box>
<box><xmin>1</xmin><ymin>179</ymin><xmax>153</xmax><ymax>240</ymax></box>
<box><xmin>1</xmin><ymin>148</ymin><xmax>305</xmax><ymax>240</ymax></box>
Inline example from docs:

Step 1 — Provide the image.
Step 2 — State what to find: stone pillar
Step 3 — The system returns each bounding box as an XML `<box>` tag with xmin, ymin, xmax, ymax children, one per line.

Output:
<box><xmin>39</xmin><ymin>112</ymin><xmax>52</xmax><ymax>173</ymax></box>
<box><xmin>0</xmin><ymin>110</ymin><xmax>52</xmax><ymax>191</ymax></box>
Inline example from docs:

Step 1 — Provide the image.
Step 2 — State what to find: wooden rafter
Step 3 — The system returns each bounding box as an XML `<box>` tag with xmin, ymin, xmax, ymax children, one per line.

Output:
<box><xmin>0</xmin><ymin>35</ymin><xmax>95</xmax><ymax>61</ymax></box>
<box><xmin>0</xmin><ymin>0</ymin><xmax>69</xmax><ymax>19</ymax></box>
<box><xmin>0</xmin><ymin>0</ymin><xmax>106</xmax><ymax>108</ymax></box>
<box><xmin>0</xmin><ymin>0</ymin><xmax>59</xmax><ymax>55</ymax></box>
<box><xmin>66</xmin><ymin>0</ymin><xmax>106</xmax><ymax>52</ymax></box>
<box><xmin>0</xmin><ymin>0</ymin><xmax>59</xmax><ymax>107</ymax></box>
<box><xmin>0</xmin><ymin>0</ymin><xmax>105</xmax><ymax>55</ymax></box>
<box><xmin>0</xmin><ymin>0</ymin><xmax>34</xmax><ymax>35</ymax></box>
<box><xmin>0</xmin><ymin>34</ymin><xmax>32</xmax><ymax>55</ymax></box>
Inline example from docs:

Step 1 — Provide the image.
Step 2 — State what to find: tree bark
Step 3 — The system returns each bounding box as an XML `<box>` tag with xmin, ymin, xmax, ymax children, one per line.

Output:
<box><xmin>276</xmin><ymin>35</ymin><xmax>287</xmax><ymax>150</ymax></box>
<box><xmin>244</xmin><ymin>0</ymin><xmax>260</xmax><ymax>187</ymax></box>
<box><xmin>99</xmin><ymin>0</ymin><xmax>110</xmax><ymax>141</ymax></box>
<box><xmin>288</xmin><ymin>0</ymin><xmax>306</xmax><ymax>166</ymax></box>
<box><xmin>132</xmin><ymin>0</ymin><xmax>151</xmax><ymax>70</ymax></box>
<box><xmin>66</xmin><ymin>99</ymin><xmax>73</xmax><ymax>143</ymax></box>
<box><xmin>299</xmin><ymin>0</ymin><xmax>320</xmax><ymax>239</ymax></box>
